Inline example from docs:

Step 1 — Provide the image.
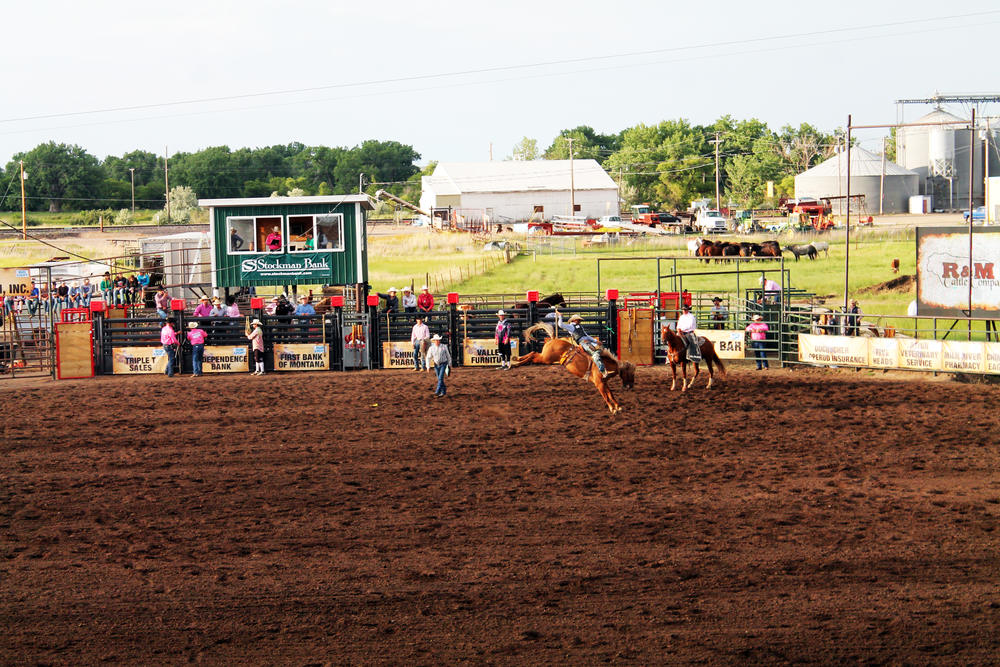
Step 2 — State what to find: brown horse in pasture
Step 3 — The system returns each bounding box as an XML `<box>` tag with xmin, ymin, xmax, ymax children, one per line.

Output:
<box><xmin>661</xmin><ymin>326</ymin><xmax>726</xmax><ymax>391</ymax></box>
<box><xmin>511</xmin><ymin>323</ymin><xmax>636</xmax><ymax>414</ymax></box>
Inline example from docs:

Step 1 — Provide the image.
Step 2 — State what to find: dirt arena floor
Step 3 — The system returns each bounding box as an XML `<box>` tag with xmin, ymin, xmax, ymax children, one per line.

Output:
<box><xmin>2</xmin><ymin>364</ymin><xmax>999</xmax><ymax>664</ymax></box>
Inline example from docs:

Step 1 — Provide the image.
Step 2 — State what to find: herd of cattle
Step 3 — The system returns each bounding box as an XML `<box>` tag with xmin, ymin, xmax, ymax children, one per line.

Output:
<box><xmin>688</xmin><ymin>238</ymin><xmax>829</xmax><ymax>262</ymax></box>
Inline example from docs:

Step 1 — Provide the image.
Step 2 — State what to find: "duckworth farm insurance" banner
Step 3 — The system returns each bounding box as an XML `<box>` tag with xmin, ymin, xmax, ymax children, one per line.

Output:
<box><xmin>798</xmin><ymin>334</ymin><xmax>1000</xmax><ymax>375</ymax></box>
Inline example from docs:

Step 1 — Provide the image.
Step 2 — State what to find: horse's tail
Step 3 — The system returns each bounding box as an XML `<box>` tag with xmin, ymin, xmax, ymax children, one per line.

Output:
<box><xmin>619</xmin><ymin>360</ymin><xmax>636</xmax><ymax>389</ymax></box>
<box><xmin>523</xmin><ymin>322</ymin><xmax>554</xmax><ymax>342</ymax></box>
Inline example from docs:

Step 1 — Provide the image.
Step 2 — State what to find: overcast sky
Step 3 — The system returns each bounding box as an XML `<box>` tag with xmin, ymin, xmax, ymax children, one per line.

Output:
<box><xmin>3</xmin><ymin>0</ymin><xmax>999</xmax><ymax>168</ymax></box>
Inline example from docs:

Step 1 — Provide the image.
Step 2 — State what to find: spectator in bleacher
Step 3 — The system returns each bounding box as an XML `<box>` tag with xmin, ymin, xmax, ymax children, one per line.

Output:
<box><xmin>161</xmin><ymin>319</ymin><xmax>179</xmax><ymax>377</ymax></box>
<box><xmin>495</xmin><ymin>309</ymin><xmax>512</xmax><ymax>370</ymax></box>
<box><xmin>274</xmin><ymin>294</ymin><xmax>295</xmax><ymax>317</ymax></box>
<box><xmin>226</xmin><ymin>297</ymin><xmax>241</xmax><ymax>318</ymax></box>
<box><xmin>377</xmin><ymin>287</ymin><xmax>399</xmax><ymax>313</ymax></box>
<box><xmin>113</xmin><ymin>274</ymin><xmax>128</xmax><ymax>306</ymax></box>
<box><xmin>209</xmin><ymin>298</ymin><xmax>227</xmax><ymax>318</ymax></box>
<box><xmin>417</xmin><ymin>285</ymin><xmax>434</xmax><ymax>313</ymax></box>
<box><xmin>79</xmin><ymin>278</ymin><xmax>92</xmax><ymax>307</ymax></box>
<box><xmin>186</xmin><ymin>321</ymin><xmax>207</xmax><ymax>377</ymax></box>
<box><xmin>68</xmin><ymin>281</ymin><xmax>81</xmax><ymax>308</ymax></box>
<box><xmin>27</xmin><ymin>282</ymin><xmax>39</xmax><ymax>316</ymax></box>
<box><xmin>410</xmin><ymin>315</ymin><xmax>430</xmax><ymax>371</ymax></box>
<box><xmin>38</xmin><ymin>282</ymin><xmax>49</xmax><ymax>314</ymax></box>
<box><xmin>99</xmin><ymin>271</ymin><xmax>113</xmax><ymax>305</ymax></box>
<box><xmin>56</xmin><ymin>281</ymin><xmax>70</xmax><ymax>313</ymax></box>
<box><xmin>192</xmin><ymin>296</ymin><xmax>212</xmax><ymax>318</ymax></box>
<box><xmin>136</xmin><ymin>269</ymin><xmax>151</xmax><ymax>304</ymax></box>
<box><xmin>265</xmin><ymin>296</ymin><xmax>279</xmax><ymax>316</ymax></box>
<box><xmin>709</xmin><ymin>297</ymin><xmax>728</xmax><ymax>330</ymax></box>
<box><xmin>401</xmin><ymin>286</ymin><xmax>417</xmax><ymax>313</ymax></box>
<box><xmin>154</xmin><ymin>287</ymin><xmax>171</xmax><ymax>320</ymax></box>
<box><xmin>127</xmin><ymin>274</ymin><xmax>140</xmax><ymax>304</ymax></box>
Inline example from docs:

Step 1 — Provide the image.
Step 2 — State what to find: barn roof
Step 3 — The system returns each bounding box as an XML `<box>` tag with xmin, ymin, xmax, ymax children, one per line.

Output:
<box><xmin>425</xmin><ymin>160</ymin><xmax>617</xmax><ymax>195</ymax></box>
<box><xmin>197</xmin><ymin>194</ymin><xmax>373</xmax><ymax>209</ymax></box>
<box><xmin>797</xmin><ymin>146</ymin><xmax>917</xmax><ymax>179</ymax></box>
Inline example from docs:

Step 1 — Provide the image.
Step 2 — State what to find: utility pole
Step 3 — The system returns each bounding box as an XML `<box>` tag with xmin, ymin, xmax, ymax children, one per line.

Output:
<box><xmin>568</xmin><ymin>137</ymin><xmax>575</xmax><ymax>217</ymax></box>
<box><xmin>986</xmin><ymin>117</ymin><xmax>992</xmax><ymax>223</ymax></box>
<box><xmin>879</xmin><ymin>136</ymin><xmax>886</xmax><ymax>215</ymax></box>
<box><xmin>489</xmin><ymin>142</ymin><xmax>493</xmax><ymax>161</ymax></box>
<box><xmin>359</xmin><ymin>173</ymin><xmax>364</xmax><ymax>194</ymax></box>
<box><xmin>19</xmin><ymin>160</ymin><xmax>27</xmax><ymax>240</ymax></box>
<box><xmin>129</xmin><ymin>167</ymin><xmax>136</xmax><ymax>214</ymax></box>
<box><xmin>710</xmin><ymin>132</ymin><xmax>722</xmax><ymax>210</ymax></box>
<box><xmin>164</xmin><ymin>146</ymin><xmax>170</xmax><ymax>225</ymax></box>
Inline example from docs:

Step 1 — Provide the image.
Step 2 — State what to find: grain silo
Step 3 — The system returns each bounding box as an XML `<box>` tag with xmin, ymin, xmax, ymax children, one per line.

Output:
<box><xmin>896</xmin><ymin>108</ymin><xmax>1000</xmax><ymax>210</ymax></box>
<box><xmin>794</xmin><ymin>146</ymin><xmax>919</xmax><ymax>214</ymax></box>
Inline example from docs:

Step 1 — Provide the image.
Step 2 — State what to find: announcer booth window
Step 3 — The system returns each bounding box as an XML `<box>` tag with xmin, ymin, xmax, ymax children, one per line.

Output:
<box><xmin>287</xmin><ymin>214</ymin><xmax>344</xmax><ymax>253</ymax></box>
<box><xmin>226</xmin><ymin>215</ymin><xmax>282</xmax><ymax>254</ymax></box>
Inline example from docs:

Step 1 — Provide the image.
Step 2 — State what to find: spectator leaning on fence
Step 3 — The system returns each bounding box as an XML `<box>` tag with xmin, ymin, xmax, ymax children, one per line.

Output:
<box><xmin>378</xmin><ymin>287</ymin><xmax>399</xmax><ymax>313</ymax></box>
<box><xmin>746</xmin><ymin>314</ymin><xmax>769</xmax><ymax>371</ymax></box>
<box><xmin>417</xmin><ymin>285</ymin><xmax>434</xmax><ymax>313</ymax></box>
<box><xmin>294</xmin><ymin>295</ymin><xmax>316</xmax><ymax>317</ymax></box>
<box><xmin>847</xmin><ymin>299</ymin><xmax>862</xmax><ymax>336</ymax></box>
<box><xmin>709</xmin><ymin>297</ymin><xmax>728</xmax><ymax>330</ymax></box>
<box><xmin>187</xmin><ymin>321</ymin><xmax>207</xmax><ymax>377</ymax></box>
<box><xmin>161</xmin><ymin>319</ymin><xmax>179</xmax><ymax>377</ymax></box>
<box><xmin>410</xmin><ymin>316</ymin><xmax>430</xmax><ymax>371</ymax></box>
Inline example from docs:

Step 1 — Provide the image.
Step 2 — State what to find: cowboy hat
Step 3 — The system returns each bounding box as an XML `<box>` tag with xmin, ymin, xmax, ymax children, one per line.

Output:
<box><xmin>431</xmin><ymin>334</ymin><xmax>442</xmax><ymax>341</ymax></box>
<box><xmin>712</xmin><ymin>297</ymin><xmax>722</xmax><ymax>303</ymax></box>
<box><xmin>212</xmin><ymin>298</ymin><xmax>222</xmax><ymax>305</ymax></box>
<box><xmin>387</xmin><ymin>287</ymin><xmax>397</xmax><ymax>293</ymax></box>
<box><xmin>568</xmin><ymin>314</ymin><xmax>583</xmax><ymax>322</ymax></box>
<box><xmin>496</xmin><ymin>309</ymin><xmax>505</xmax><ymax>316</ymax></box>
<box><xmin>251</xmin><ymin>318</ymin><xmax>262</xmax><ymax>326</ymax></box>
<box><xmin>297</xmin><ymin>295</ymin><xmax>308</xmax><ymax>301</ymax></box>
<box><xmin>421</xmin><ymin>285</ymin><xmax>429</xmax><ymax>290</ymax></box>
<box><xmin>402</xmin><ymin>286</ymin><xmax>411</xmax><ymax>291</ymax></box>
<box><xmin>681</xmin><ymin>303</ymin><xmax>691</xmax><ymax>310</ymax></box>
<box><xmin>187</xmin><ymin>321</ymin><xmax>199</xmax><ymax>329</ymax></box>
<box><xmin>199</xmin><ymin>296</ymin><xmax>210</xmax><ymax>301</ymax></box>
<box><xmin>752</xmin><ymin>314</ymin><xmax>763</xmax><ymax>321</ymax></box>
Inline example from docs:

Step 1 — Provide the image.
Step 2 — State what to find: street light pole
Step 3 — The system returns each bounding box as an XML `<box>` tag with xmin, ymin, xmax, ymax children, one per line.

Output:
<box><xmin>129</xmin><ymin>167</ymin><xmax>136</xmax><ymax>214</ymax></box>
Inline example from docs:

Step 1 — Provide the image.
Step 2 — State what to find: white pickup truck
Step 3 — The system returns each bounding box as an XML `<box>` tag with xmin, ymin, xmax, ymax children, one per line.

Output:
<box><xmin>695</xmin><ymin>209</ymin><xmax>727</xmax><ymax>233</ymax></box>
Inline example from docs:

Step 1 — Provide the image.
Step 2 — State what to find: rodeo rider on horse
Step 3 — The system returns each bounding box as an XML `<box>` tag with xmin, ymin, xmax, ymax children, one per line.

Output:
<box><xmin>676</xmin><ymin>302</ymin><xmax>702</xmax><ymax>363</ymax></box>
<box><xmin>549</xmin><ymin>308</ymin><xmax>611</xmax><ymax>379</ymax></box>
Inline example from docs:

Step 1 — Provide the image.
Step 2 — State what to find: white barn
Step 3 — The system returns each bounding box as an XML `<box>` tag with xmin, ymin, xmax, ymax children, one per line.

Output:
<box><xmin>419</xmin><ymin>160</ymin><xmax>620</xmax><ymax>222</ymax></box>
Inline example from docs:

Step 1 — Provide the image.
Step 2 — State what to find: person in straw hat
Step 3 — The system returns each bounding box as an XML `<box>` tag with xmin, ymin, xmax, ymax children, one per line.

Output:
<box><xmin>209</xmin><ymin>297</ymin><xmax>227</xmax><ymax>318</ymax></box>
<box><xmin>401</xmin><ymin>286</ymin><xmax>417</xmax><ymax>313</ymax></box>
<box><xmin>246</xmin><ymin>318</ymin><xmax>266</xmax><ymax>375</ymax></box>
<box><xmin>745</xmin><ymin>314</ymin><xmax>769</xmax><ymax>370</ymax></box>
<box><xmin>551</xmin><ymin>308</ymin><xmax>610</xmax><ymax>378</ymax></box>
<box><xmin>495</xmin><ymin>309</ymin><xmax>512</xmax><ymax>370</ymax></box>
<box><xmin>193</xmin><ymin>295</ymin><xmax>213</xmax><ymax>318</ymax></box>
<box><xmin>377</xmin><ymin>287</ymin><xmax>399</xmax><ymax>313</ymax></box>
<box><xmin>417</xmin><ymin>285</ymin><xmax>434</xmax><ymax>313</ymax></box>
<box><xmin>427</xmin><ymin>334</ymin><xmax>452</xmax><ymax>397</ymax></box>
<box><xmin>186</xmin><ymin>320</ymin><xmax>207</xmax><ymax>377</ymax></box>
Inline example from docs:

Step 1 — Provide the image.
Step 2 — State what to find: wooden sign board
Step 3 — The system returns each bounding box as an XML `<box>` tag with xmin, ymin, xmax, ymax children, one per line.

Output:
<box><xmin>203</xmin><ymin>345</ymin><xmax>249</xmax><ymax>373</ymax></box>
<box><xmin>272</xmin><ymin>343</ymin><xmax>329</xmax><ymax>371</ymax></box>
<box><xmin>55</xmin><ymin>322</ymin><xmax>94</xmax><ymax>379</ymax></box>
<box><xmin>382</xmin><ymin>341</ymin><xmax>415</xmax><ymax>369</ymax></box>
<box><xmin>113</xmin><ymin>346</ymin><xmax>168</xmax><ymax>374</ymax></box>
<box><xmin>617</xmin><ymin>308</ymin><xmax>654</xmax><ymax>366</ymax></box>
<box><xmin>0</xmin><ymin>268</ymin><xmax>31</xmax><ymax>297</ymax></box>
<box><xmin>462</xmin><ymin>338</ymin><xmax>520</xmax><ymax>366</ymax></box>
<box><xmin>695</xmin><ymin>329</ymin><xmax>745</xmax><ymax>360</ymax></box>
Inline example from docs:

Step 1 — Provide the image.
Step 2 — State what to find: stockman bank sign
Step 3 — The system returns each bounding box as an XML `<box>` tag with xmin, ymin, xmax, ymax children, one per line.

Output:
<box><xmin>240</xmin><ymin>254</ymin><xmax>331</xmax><ymax>281</ymax></box>
<box><xmin>916</xmin><ymin>227</ymin><xmax>1000</xmax><ymax>316</ymax></box>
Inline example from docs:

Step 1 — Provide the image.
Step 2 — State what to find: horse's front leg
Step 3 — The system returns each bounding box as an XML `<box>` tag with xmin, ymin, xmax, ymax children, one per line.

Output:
<box><xmin>669</xmin><ymin>362</ymin><xmax>677</xmax><ymax>391</ymax></box>
<box><xmin>510</xmin><ymin>352</ymin><xmax>541</xmax><ymax>367</ymax></box>
<box><xmin>690</xmin><ymin>362</ymin><xmax>701</xmax><ymax>389</ymax></box>
<box><xmin>681</xmin><ymin>361</ymin><xmax>689</xmax><ymax>392</ymax></box>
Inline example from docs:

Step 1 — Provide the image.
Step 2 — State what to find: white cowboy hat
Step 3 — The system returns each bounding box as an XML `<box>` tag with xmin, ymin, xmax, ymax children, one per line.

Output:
<box><xmin>421</xmin><ymin>285</ymin><xmax>429</xmax><ymax>290</ymax></box>
<box><xmin>568</xmin><ymin>314</ymin><xmax>583</xmax><ymax>322</ymax></box>
<box><xmin>199</xmin><ymin>296</ymin><xmax>210</xmax><ymax>301</ymax></box>
<box><xmin>187</xmin><ymin>321</ymin><xmax>199</xmax><ymax>329</ymax></box>
<box><xmin>496</xmin><ymin>309</ymin><xmax>505</xmax><ymax>316</ymax></box>
<box><xmin>752</xmin><ymin>314</ymin><xmax>763</xmax><ymax>321</ymax></box>
<box><xmin>297</xmin><ymin>295</ymin><xmax>308</xmax><ymax>301</ymax></box>
<box><xmin>212</xmin><ymin>298</ymin><xmax>222</xmax><ymax>305</ymax></box>
<box><xmin>403</xmin><ymin>286</ymin><xmax>411</xmax><ymax>292</ymax></box>
<box><xmin>387</xmin><ymin>287</ymin><xmax>397</xmax><ymax>293</ymax></box>
<box><xmin>431</xmin><ymin>334</ymin><xmax>442</xmax><ymax>341</ymax></box>
<box><xmin>251</xmin><ymin>318</ymin><xmax>262</xmax><ymax>326</ymax></box>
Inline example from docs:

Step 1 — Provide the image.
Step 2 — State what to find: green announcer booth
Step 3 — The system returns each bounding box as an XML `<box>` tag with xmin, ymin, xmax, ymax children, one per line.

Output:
<box><xmin>199</xmin><ymin>194</ymin><xmax>374</xmax><ymax>300</ymax></box>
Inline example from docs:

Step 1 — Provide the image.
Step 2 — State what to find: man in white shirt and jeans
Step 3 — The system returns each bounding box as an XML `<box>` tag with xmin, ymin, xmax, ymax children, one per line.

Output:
<box><xmin>410</xmin><ymin>316</ymin><xmax>430</xmax><ymax>371</ymax></box>
<box><xmin>676</xmin><ymin>303</ymin><xmax>701</xmax><ymax>363</ymax></box>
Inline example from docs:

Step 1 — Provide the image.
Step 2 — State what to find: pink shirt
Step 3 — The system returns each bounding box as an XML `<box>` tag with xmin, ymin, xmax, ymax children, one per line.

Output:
<box><xmin>410</xmin><ymin>322</ymin><xmax>430</xmax><ymax>344</ymax></box>
<box><xmin>227</xmin><ymin>303</ymin><xmax>240</xmax><ymax>317</ymax></box>
<box><xmin>160</xmin><ymin>325</ymin><xmax>178</xmax><ymax>345</ymax></box>
<box><xmin>187</xmin><ymin>328</ymin><xmax>207</xmax><ymax>345</ymax></box>
<box><xmin>248</xmin><ymin>327</ymin><xmax>264</xmax><ymax>351</ymax></box>
<box><xmin>746</xmin><ymin>322</ymin><xmax>769</xmax><ymax>341</ymax></box>
<box><xmin>193</xmin><ymin>303</ymin><xmax>212</xmax><ymax>317</ymax></box>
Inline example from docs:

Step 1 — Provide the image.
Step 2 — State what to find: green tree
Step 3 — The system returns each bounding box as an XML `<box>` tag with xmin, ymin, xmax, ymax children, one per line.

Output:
<box><xmin>6</xmin><ymin>142</ymin><xmax>104</xmax><ymax>211</ymax></box>
<box><xmin>169</xmin><ymin>146</ymin><xmax>243</xmax><ymax>199</ymax></box>
<box><xmin>544</xmin><ymin>126</ymin><xmax>621</xmax><ymax>162</ymax></box>
<box><xmin>155</xmin><ymin>185</ymin><xmax>201</xmax><ymax>224</ymax></box>
<box><xmin>507</xmin><ymin>137</ymin><xmax>539</xmax><ymax>161</ymax></box>
<box><xmin>103</xmin><ymin>149</ymin><xmax>160</xmax><ymax>186</ymax></box>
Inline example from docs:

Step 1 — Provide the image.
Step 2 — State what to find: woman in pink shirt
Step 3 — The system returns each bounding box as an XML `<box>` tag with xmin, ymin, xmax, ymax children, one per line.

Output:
<box><xmin>265</xmin><ymin>227</ymin><xmax>282</xmax><ymax>252</ymax></box>
<box><xmin>746</xmin><ymin>314</ymin><xmax>769</xmax><ymax>370</ymax></box>
<box><xmin>186</xmin><ymin>321</ymin><xmax>207</xmax><ymax>376</ymax></box>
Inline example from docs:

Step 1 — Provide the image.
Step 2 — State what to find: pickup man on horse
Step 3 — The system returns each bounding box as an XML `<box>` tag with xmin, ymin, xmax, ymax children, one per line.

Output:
<box><xmin>552</xmin><ymin>310</ymin><xmax>610</xmax><ymax>379</ymax></box>
<box><xmin>676</xmin><ymin>303</ymin><xmax>702</xmax><ymax>363</ymax></box>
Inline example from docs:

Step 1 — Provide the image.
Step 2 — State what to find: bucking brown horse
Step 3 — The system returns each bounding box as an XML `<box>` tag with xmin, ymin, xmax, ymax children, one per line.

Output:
<box><xmin>511</xmin><ymin>323</ymin><xmax>636</xmax><ymax>414</ymax></box>
<box><xmin>661</xmin><ymin>326</ymin><xmax>726</xmax><ymax>391</ymax></box>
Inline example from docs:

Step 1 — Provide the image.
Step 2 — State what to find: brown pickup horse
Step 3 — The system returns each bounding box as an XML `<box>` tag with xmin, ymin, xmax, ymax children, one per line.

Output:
<box><xmin>661</xmin><ymin>326</ymin><xmax>726</xmax><ymax>391</ymax></box>
<box><xmin>511</xmin><ymin>323</ymin><xmax>635</xmax><ymax>414</ymax></box>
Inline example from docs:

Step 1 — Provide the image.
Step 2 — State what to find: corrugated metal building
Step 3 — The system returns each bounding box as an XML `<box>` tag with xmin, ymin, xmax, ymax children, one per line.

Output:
<box><xmin>794</xmin><ymin>146</ymin><xmax>919</xmax><ymax>214</ymax></box>
<box><xmin>419</xmin><ymin>160</ymin><xmax>620</xmax><ymax>222</ymax></box>
<box><xmin>139</xmin><ymin>232</ymin><xmax>211</xmax><ymax>300</ymax></box>
<box><xmin>198</xmin><ymin>195</ymin><xmax>373</xmax><ymax>290</ymax></box>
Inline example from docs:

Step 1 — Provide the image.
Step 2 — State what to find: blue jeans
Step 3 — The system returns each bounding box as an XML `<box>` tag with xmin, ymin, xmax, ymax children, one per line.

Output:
<box><xmin>435</xmin><ymin>363</ymin><xmax>448</xmax><ymax>396</ymax></box>
<box><xmin>156</xmin><ymin>308</ymin><xmax>169</xmax><ymax>320</ymax></box>
<box><xmin>191</xmin><ymin>344</ymin><xmax>204</xmax><ymax>375</ymax></box>
<box><xmin>164</xmin><ymin>345</ymin><xmax>176</xmax><ymax>376</ymax></box>
<box><xmin>751</xmin><ymin>340</ymin><xmax>768</xmax><ymax>369</ymax></box>
<box><xmin>413</xmin><ymin>342</ymin><xmax>422</xmax><ymax>370</ymax></box>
